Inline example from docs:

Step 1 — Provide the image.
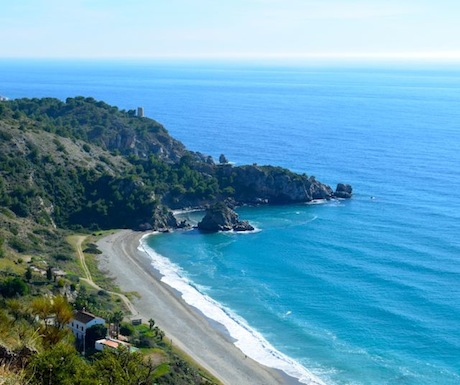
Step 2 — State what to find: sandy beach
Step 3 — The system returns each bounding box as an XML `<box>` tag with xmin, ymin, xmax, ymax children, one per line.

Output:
<box><xmin>96</xmin><ymin>229</ymin><xmax>301</xmax><ymax>385</ymax></box>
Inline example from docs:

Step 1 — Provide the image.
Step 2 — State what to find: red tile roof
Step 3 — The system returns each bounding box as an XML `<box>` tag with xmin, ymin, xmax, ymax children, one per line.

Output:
<box><xmin>100</xmin><ymin>339</ymin><xmax>120</xmax><ymax>349</ymax></box>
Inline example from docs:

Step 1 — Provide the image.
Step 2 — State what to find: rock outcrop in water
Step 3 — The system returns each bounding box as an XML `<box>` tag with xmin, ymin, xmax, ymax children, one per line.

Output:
<box><xmin>218</xmin><ymin>164</ymin><xmax>336</xmax><ymax>204</ymax></box>
<box><xmin>198</xmin><ymin>203</ymin><xmax>254</xmax><ymax>232</ymax></box>
<box><xmin>334</xmin><ymin>183</ymin><xmax>353</xmax><ymax>199</ymax></box>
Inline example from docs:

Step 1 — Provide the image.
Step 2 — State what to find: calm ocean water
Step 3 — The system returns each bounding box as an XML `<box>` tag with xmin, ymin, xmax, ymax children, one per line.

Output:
<box><xmin>2</xmin><ymin>60</ymin><xmax>460</xmax><ymax>384</ymax></box>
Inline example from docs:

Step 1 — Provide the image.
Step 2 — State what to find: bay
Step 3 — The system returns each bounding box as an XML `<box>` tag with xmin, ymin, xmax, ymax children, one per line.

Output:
<box><xmin>2</xmin><ymin>60</ymin><xmax>460</xmax><ymax>384</ymax></box>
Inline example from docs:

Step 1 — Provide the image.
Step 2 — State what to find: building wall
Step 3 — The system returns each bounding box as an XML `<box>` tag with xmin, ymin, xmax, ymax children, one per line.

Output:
<box><xmin>68</xmin><ymin>318</ymin><xmax>105</xmax><ymax>340</ymax></box>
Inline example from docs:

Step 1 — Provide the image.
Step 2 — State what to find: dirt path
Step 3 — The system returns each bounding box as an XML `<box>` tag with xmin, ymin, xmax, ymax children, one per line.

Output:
<box><xmin>72</xmin><ymin>235</ymin><xmax>137</xmax><ymax>316</ymax></box>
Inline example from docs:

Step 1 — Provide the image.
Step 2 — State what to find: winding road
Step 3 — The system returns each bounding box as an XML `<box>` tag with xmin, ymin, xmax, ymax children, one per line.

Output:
<box><xmin>72</xmin><ymin>235</ymin><xmax>137</xmax><ymax>316</ymax></box>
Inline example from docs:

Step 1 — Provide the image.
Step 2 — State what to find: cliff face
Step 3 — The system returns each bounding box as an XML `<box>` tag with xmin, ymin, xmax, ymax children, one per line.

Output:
<box><xmin>221</xmin><ymin>165</ymin><xmax>334</xmax><ymax>204</ymax></box>
<box><xmin>6</xmin><ymin>96</ymin><xmax>190</xmax><ymax>163</ymax></box>
<box><xmin>101</xmin><ymin>126</ymin><xmax>187</xmax><ymax>163</ymax></box>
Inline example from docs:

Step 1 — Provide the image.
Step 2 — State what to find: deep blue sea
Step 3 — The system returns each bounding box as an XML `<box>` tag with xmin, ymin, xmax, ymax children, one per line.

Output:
<box><xmin>2</xmin><ymin>60</ymin><xmax>460</xmax><ymax>384</ymax></box>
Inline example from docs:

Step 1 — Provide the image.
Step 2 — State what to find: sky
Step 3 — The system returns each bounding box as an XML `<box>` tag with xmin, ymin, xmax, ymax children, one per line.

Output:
<box><xmin>2</xmin><ymin>0</ymin><xmax>460</xmax><ymax>62</ymax></box>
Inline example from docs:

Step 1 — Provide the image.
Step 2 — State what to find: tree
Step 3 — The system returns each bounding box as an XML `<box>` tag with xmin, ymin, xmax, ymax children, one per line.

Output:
<box><xmin>74</xmin><ymin>285</ymin><xmax>89</xmax><ymax>310</ymax></box>
<box><xmin>85</xmin><ymin>324</ymin><xmax>107</xmax><ymax>354</ymax></box>
<box><xmin>32</xmin><ymin>295</ymin><xmax>73</xmax><ymax>346</ymax></box>
<box><xmin>219</xmin><ymin>153</ymin><xmax>228</xmax><ymax>164</ymax></box>
<box><xmin>46</xmin><ymin>266</ymin><xmax>53</xmax><ymax>281</ymax></box>
<box><xmin>28</xmin><ymin>341</ymin><xmax>91</xmax><ymax>385</ymax></box>
<box><xmin>154</xmin><ymin>327</ymin><xmax>165</xmax><ymax>343</ymax></box>
<box><xmin>25</xmin><ymin>266</ymin><xmax>33</xmax><ymax>282</ymax></box>
<box><xmin>0</xmin><ymin>277</ymin><xmax>29</xmax><ymax>297</ymax></box>
<box><xmin>52</xmin><ymin>295</ymin><xmax>73</xmax><ymax>329</ymax></box>
<box><xmin>31</xmin><ymin>296</ymin><xmax>52</xmax><ymax>326</ymax></box>
<box><xmin>91</xmin><ymin>348</ymin><xmax>162</xmax><ymax>385</ymax></box>
<box><xmin>5</xmin><ymin>298</ymin><xmax>25</xmax><ymax>321</ymax></box>
<box><xmin>110</xmin><ymin>310</ymin><xmax>124</xmax><ymax>338</ymax></box>
<box><xmin>148</xmin><ymin>318</ymin><xmax>155</xmax><ymax>330</ymax></box>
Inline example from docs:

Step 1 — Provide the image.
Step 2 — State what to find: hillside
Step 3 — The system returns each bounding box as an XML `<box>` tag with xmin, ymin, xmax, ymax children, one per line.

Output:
<box><xmin>0</xmin><ymin>96</ymin><xmax>350</xmax><ymax>384</ymax></box>
<box><xmin>0</xmin><ymin>96</ymin><xmax>349</xmax><ymax>237</ymax></box>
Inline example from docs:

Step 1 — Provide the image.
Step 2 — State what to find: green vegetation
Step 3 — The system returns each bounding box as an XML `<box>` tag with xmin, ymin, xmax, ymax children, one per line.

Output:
<box><xmin>0</xmin><ymin>217</ymin><xmax>214</xmax><ymax>384</ymax></box>
<box><xmin>0</xmin><ymin>96</ymin><xmax>224</xmax><ymax>231</ymax></box>
<box><xmin>0</xmin><ymin>95</ymin><xmax>321</xmax><ymax>385</ymax></box>
<box><xmin>0</xmin><ymin>96</ymin><xmax>317</xmax><ymax>234</ymax></box>
<box><xmin>0</xmin><ymin>294</ymin><xmax>214</xmax><ymax>385</ymax></box>
<box><xmin>0</xmin><ymin>98</ymin><xmax>192</xmax><ymax>383</ymax></box>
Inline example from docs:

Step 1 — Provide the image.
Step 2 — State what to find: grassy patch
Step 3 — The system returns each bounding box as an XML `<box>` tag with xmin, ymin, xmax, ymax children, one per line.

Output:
<box><xmin>0</xmin><ymin>258</ymin><xmax>24</xmax><ymax>276</ymax></box>
<box><xmin>153</xmin><ymin>362</ymin><xmax>170</xmax><ymax>378</ymax></box>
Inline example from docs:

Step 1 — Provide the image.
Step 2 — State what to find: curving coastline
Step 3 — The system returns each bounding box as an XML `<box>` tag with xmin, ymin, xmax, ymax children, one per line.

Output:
<box><xmin>96</xmin><ymin>229</ymin><xmax>310</xmax><ymax>385</ymax></box>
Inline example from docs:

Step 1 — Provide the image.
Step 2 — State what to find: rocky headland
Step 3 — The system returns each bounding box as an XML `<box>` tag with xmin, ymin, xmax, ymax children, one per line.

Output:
<box><xmin>0</xmin><ymin>96</ymin><xmax>352</xmax><ymax>234</ymax></box>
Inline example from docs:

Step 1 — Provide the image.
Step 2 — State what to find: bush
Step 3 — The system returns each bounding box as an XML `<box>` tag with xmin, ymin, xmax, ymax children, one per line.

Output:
<box><xmin>83</xmin><ymin>243</ymin><xmax>102</xmax><ymax>254</ymax></box>
<box><xmin>67</xmin><ymin>274</ymin><xmax>80</xmax><ymax>283</ymax></box>
<box><xmin>0</xmin><ymin>277</ymin><xmax>29</xmax><ymax>297</ymax></box>
<box><xmin>52</xmin><ymin>253</ymin><xmax>72</xmax><ymax>261</ymax></box>
<box><xmin>138</xmin><ymin>335</ymin><xmax>156</xmax><ymax>348</ymax></box>
<box><xmin>119</xmin><ymin>323</ymin><xmax>134</xmax><ymax>336</ymax></box>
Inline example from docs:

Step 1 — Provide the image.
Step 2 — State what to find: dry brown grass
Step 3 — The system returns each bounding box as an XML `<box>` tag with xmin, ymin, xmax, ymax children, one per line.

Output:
<box><xmin>0</xmin><ymin>363</ymin><xmax>27</xmax><ymax>385</ymax></box>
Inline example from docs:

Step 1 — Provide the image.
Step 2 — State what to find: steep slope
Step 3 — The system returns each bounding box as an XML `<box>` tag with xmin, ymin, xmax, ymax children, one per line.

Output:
<box><xmin>0</xmin><ymin>97</ymin><xmax>351</xmax><ymax>233</ymax></box>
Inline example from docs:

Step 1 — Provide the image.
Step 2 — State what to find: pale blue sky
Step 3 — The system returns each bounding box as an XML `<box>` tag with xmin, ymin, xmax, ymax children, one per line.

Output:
<box><xmin>2</xmin><ymin>0</ymin><xmax>460</xmax><ymax>61</ymax></box>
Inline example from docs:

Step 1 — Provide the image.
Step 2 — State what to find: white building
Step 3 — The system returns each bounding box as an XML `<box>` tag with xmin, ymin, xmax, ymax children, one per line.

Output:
<box><xmin>68</xmin><ymin>310</ymin><xmax>105</xmax><ymax>341</ymax></box>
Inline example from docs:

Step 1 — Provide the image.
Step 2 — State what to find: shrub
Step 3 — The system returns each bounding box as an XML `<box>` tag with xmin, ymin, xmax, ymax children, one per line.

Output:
<box><xmin>52</xmin><ymin>253</ymin><xmax>72</xmax><ymax>261</ymax></box>
<box><xmin>83</xmin><ymin>243</ymin><xmax>102</xmax><ymax>254</ymax></box>
<box><xmin>120</xmin><ymin>323</ymin><xmax>135</xmax><ymax>336</ymax></box>
<box><xmin>0</xmin><ymin>277</ymin><xmax>29</xmax><ymax>297</ymax></box>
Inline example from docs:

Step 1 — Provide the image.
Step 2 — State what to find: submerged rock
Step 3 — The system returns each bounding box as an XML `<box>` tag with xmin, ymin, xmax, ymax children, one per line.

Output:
<box><xmin>198</xmin><ymin>202</ymin><xmax>254</xmax><ymax>232</ymax></box>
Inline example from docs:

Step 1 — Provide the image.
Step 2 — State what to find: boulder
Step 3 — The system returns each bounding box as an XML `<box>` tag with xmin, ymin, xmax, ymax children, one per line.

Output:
<box><xmin>233</xmin><ymin>220</ymin><xmax>255</xmax><ymax>232</ymax></box>
<box><xmin>334</xmin><ymin>183</ymin><xmax>353</xmax><ymax>199</ymax></box>
<box><xmin>198</xmin><ymin>203</ymin><xmax>254</xmax><ymax>232</ymax></box>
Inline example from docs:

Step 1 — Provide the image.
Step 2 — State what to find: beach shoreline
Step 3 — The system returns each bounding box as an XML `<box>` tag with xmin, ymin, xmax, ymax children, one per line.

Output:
<box><xmin>96</xmin><ymin>229</ymin><xmax>304</xmax><ymax>385</ymax></box>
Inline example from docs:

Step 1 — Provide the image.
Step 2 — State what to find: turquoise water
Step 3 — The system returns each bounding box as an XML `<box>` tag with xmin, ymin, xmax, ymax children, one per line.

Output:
<box><xmin>2</xmin><ymin>60</ymin><xmax>460</xmax><ymax>384</ymax></box>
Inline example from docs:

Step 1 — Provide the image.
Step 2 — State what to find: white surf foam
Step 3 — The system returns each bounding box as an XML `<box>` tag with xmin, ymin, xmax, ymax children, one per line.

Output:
<box><xmin>138</xmin><ymin>233</ymin><xmax>326</xmax><ymax>385</ymax></box>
